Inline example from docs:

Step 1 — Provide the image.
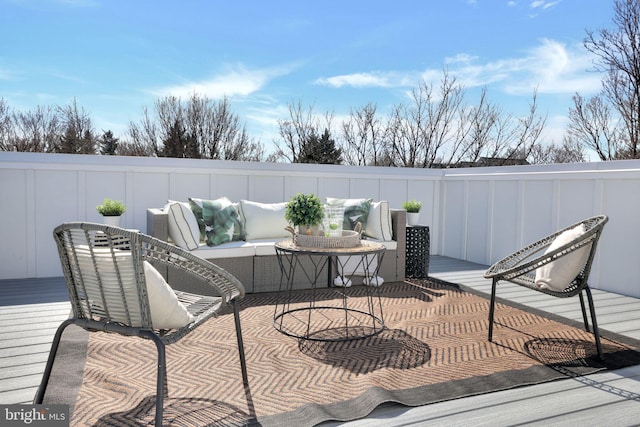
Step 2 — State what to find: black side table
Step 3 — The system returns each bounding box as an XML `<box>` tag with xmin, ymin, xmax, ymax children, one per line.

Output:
<box><xmin>406</xmin><ymin>225</ymin><xmax>430</xmax><ymax>278</ymax></box>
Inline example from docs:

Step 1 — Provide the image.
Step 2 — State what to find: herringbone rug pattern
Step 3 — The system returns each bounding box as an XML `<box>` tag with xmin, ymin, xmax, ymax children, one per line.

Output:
<box><xmin>44</xmin><ymin>279</ymin><xmax>640</xmax><ymax>426</ymax></box>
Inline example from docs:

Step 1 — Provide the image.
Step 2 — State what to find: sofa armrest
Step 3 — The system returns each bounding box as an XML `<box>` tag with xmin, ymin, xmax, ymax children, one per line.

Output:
<box><xmin>146</xmin><ymin>208</ymin><xmax>169</xmax><ymax>242</ymax></box>
<box><xmin>390</xmin><ymin>209</ymin><xmax>406</xmax><ymax>280</ymax></box>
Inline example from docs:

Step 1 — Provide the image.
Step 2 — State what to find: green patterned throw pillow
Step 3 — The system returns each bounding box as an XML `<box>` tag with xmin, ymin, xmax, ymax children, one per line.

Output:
<box><xmin>326</xmin><ymin>197</ymin><xmax>373</xmax><ymax>231</ymax></box>
<box><xmin>189</xmin><ymin>197</ymin><xmax>244</xmax><ymax>246</ymax></box>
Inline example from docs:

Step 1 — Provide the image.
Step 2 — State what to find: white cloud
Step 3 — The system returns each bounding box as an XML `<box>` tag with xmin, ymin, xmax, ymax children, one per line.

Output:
<box><xmin>503</xmin><ymin>39</ymin><xmax>602</xmax><ymax>95</ymax></box>
<box><xmin>530</xmin><ymin>0</ymin><xmax>560</xmax><ymax>11</ymax></box>
<box><xmin>420</xmin><ymin>39</ymin><xmax>602</xmax><ymax>97</ymax></box>
<box><xmin>315</xmin><ymin>72</ymin><xmax>399</xmax><ymax>88</ymax></box>
<box><xmin>153</xmin><ymin>64</ymin><xmax>293</xmax><ymax>99</ymax></box>
<box><xmin>444</xmin><ymin>53</ymin><xmax>479</xmax><ymax>64</ymax></box>
<box><xmin>314</xmin><ymin>38</ymin><xmax>601</xmax><ymax>99</ymax></box>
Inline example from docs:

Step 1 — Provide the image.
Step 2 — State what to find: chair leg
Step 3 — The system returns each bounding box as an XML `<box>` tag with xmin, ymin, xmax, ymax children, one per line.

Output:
<box><xmin>233</xmin><ymin>299</ymin><xmax>249</xmax><ymax>385</ymax></box>
<box><xmin>141</xmin><ymin>331</ymin><xmax>166</xmax><ymax>427</ymax></box>
<box><xmin>578</xmin><ymin>292</ymin><xmax>591</xmax><ymax>333</ymax></box>
<box><xmin>584</xmin><ymin>287</ymin><xmax>604</xmax><ymax>361</ymax></box>
<box><xmin>488</xmin><ymin>278</ymin><xmax>498</xmax><ymax>342</ymax></box>
<box><xmin>33</xmin><ymin>319</ymin><xmax>74</xmax><ymax>404</ymax></box>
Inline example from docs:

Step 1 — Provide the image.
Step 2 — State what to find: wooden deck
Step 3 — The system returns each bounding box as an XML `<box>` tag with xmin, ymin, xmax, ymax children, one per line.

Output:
<box><xmin>2</xmin><ymin>256</ymin><xmax>640</xmax><ymax>425</ymax></box>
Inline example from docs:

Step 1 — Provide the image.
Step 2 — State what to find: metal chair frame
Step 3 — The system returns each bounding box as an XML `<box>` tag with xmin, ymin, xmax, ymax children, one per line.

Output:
<box><xmin>34</xmin><ymin>222</ymin><xmax>248</xmax><ymax>427</ymax></box>
<box><xmin>484</xmin><ymin>215</ymin><xmax>608</xmax><ymax>360</ymax></box>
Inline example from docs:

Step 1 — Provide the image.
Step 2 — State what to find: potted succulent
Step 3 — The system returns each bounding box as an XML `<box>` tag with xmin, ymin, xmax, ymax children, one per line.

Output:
<box><xmin>96</xmin><ymin>198</ymin><xmax>126</xmax><ymax>227</ymax></box>
<box><xmin>285</xmin><ymin>193</ymin><xmax>324</xmax><ymax>235</ymax></box>
<box><xmin>402</xmin><ymin>199</ymin><xmax>422</xmax><ymax>226</ymax></box>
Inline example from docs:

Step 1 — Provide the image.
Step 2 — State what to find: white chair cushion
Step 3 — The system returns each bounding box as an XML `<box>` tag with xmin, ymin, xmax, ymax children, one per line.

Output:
<box><xmin>76</xmin><ymin>248</ymin><xmax>194</xmax><ymax>329</ymax></box>
<box><xmin>535</xmin><ymin>224</ymin><xmax>591</xmax><ymax>291</ymax></box>
<box><xmin>164</xmin><ymin>201</ymin><xmax>200</xmax><ymax>250</ymax></box>
<box><xmin>143</xmin><ymin>261</ymin><xmax>195</xmax><ymax>329</ymax></box>
<box><xmin>239</xmin><ymin>200</ymin><xmax>289</xmax><ymax>239</ymax></box>
<box><xmin>365</xmin><ymin>201</ymin><xmax>393</xmax><ymax>241</ymax></box>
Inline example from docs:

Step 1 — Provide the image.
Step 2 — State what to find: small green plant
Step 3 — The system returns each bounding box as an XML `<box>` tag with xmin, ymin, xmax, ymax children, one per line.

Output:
<box><xmin>96</xmin><ymin>198</ymin><xmax>126</xmax><ymax>216</ymax></box>
<box><xmin>285</xmin><ymin>193</ymin><xmax>324</xmax><ymax>226</ymax></box>
<box><xmin>402</xmin><ymin>199</ymin><xmax>422</xmax><ymax>213</ymax></box>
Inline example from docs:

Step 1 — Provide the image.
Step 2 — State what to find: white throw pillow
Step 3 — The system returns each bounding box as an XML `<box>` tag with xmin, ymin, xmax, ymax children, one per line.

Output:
<box><xmin>143</xmin><ymin>261</ymin><xmax>195</xmax><ymax>329</ymax></box>
<box><xmin>535</xmin><ymin>224</ymin><xmax>591</xmax><ymax>291</ymax></box>
<box><xmin>76</xmin><ymin>247</ymin><xmax>194</xmax><ymax>329</ymax></box>
<box><xmin>365</xmin><ymin>201</ymin><xmax>393</xmax><ymax>241</ymax></box>
<box><xmin>239</xmin><ymin>200</ymin><xmax>289</xmax><ymax>239</ymax></box>
<box><xmin>164</xmin><ymin>201</ymin><xmax>200</xmax><ymax>250</ymax></box>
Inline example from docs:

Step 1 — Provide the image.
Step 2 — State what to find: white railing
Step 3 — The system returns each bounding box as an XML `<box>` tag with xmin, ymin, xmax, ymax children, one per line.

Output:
<box><xmin>2</xmin><ymin>152</ymin><xmax>639</xmax><ymax>298</ymax></box>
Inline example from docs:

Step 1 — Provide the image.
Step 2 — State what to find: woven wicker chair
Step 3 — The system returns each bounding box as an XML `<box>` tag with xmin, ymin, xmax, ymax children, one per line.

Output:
<box><xmin>484</xmin><ymin>215</ymin><xmax>608</xmax><ymax>360</ymax></box>
<box><xmin>34</xmin><ymin>223</ymin><xmax>248</xmax><ymax>427</ymax></box>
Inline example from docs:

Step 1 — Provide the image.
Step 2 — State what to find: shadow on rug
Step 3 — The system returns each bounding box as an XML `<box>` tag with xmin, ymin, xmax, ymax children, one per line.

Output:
<box><xmin>41</xmin><ymin>279</ymin><xmax>640</xmax><ymax>426</ymax></box>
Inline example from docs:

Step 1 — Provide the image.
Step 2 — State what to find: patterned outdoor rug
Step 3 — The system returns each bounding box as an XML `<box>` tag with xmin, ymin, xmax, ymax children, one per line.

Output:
<box><xmin>42</xmin><ymin>279</ymin><xmax>640</xmax><ymax>426</ymax></box>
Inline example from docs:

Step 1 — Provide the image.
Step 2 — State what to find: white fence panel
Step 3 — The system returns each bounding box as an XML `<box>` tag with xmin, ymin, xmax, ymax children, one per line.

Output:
<box><xmin>3</xmin><ymin>152</ymin><xmax>640</xmax><ymax>298</ymax></box>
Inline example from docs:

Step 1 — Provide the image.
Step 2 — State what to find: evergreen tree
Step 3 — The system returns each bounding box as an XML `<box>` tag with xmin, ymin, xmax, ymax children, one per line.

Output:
<box><xmin>298</xmin><ymin>128</ymin><xmax>343</xmax><ymax>164</ymax></box>
<box><xmin>160</xmin><ymin>120</ymin><xmax>187</xmax><ymax>158</ymax></box>
<box><xmin>99</xmin><ymin>130</ymin><xmax>119</xmax><ymax>155</ymax></box>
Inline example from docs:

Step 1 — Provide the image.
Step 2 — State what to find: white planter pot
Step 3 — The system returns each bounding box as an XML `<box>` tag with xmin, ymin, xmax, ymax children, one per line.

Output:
<box><xmin>103</xmin><ymin>216</ymin><xmax>121</xmax><ymax>227</ymax></box>
<box><xmin>407</xmin><ymin>212</ymin><xmax>420</xmax><ymax>226</ymax></box>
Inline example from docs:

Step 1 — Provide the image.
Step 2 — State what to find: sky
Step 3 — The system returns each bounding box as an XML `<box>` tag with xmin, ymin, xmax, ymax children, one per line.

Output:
<box><xmin>0</xmin><ymin>0</ymin><xmax>617</xmax><ymax>157</ymax></box>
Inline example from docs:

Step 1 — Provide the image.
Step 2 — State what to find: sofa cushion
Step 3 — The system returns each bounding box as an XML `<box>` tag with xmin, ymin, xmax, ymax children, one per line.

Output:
<box><xmin>189</xmin><ymin>197</ymin><xmax>244</xmax><ymax>246</ymax></box>
<box><xmin>164</xmin><ymin>201</ymin><xmax>200</xmax><ymax>250</ymax></box>
<box><xmin>239</xmin><ymin>200</ymin><xmax>290</xmax><ymax>239</ymax></box>
<box><xmin>190</xmin><ymin>241</ymin><xmax>256</xmax><ymax>259</ymax></box>
<box><xmin>535</xmin><ymin>224</ymin><xmax>591</xmax><ymax>291</ymax></box>
<box><xmin>251</xmin><ymin>238</ymin><xmax>286</xmax><ymax>256</ymax></box>
<box><xmin>326</xmin><ymin>197</ymin><xmax>373</xmax><ymax>231</ymax></box>
<box><xmin>365</xmin><ymin>201</ymin><xmax>393</xmax><ymax>241</ymax></box>
<box><xmin>365</xmin><ymin>238</ymin><xmax>396</xmax><ymax>250</ymax></box>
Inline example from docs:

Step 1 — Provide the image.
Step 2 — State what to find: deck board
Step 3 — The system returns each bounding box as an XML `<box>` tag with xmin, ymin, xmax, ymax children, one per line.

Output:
<box><xmin>2</xmin><ymin>256</ymin><xmax>640</xmax><ymax>425</ymax></box>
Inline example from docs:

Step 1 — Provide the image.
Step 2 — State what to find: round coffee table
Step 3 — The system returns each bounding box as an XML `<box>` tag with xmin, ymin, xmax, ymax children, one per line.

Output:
<box><xmin>273</xmin><ymin>239</ymin><xmax>386</xmax><ymax>342</ymax></box>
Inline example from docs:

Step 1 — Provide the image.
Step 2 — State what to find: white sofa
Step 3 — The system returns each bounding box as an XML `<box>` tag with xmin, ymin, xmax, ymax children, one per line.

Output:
<box><xmin>146</xmin><ymin>198</ymin><xmax>406</xmax><ymax>293</ymax></box>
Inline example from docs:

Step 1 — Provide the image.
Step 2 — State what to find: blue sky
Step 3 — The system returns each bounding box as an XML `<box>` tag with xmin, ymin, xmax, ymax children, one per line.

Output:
<box><xmin>0</xmin><ymin>0</ymin><xmax>615</xmax><ymax>155</ymax></box>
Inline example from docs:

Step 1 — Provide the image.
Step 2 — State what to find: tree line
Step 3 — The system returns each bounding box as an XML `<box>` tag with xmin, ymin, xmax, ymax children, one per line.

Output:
<box><xmin>1</xmin><ymin>0</ymin><xmax>638</xmax><ymax>167</ymax></box>
<box><xmin>0</xmin><ymin>79</ymin><xmax>579</xmax><ymax>167</ymax></box>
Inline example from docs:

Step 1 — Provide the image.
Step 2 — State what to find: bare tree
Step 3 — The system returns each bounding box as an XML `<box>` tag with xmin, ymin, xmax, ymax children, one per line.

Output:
<box><xmin>128</xmin><ymin>106</ymin><xmax>160</xmax><ymax>155</ymax></box>
<box><xmin>55</xmin><ymin>98</ymin><xmax>96</xmax><ymax>154</ymax></box>
<box><xmin>529</xmin><ymin>139</ymin><xmax>586</xmax><ymax>164</ymax></box>
<box><xmin>566</xmin><ymin>93</ymin><xmax>619</xmax><ymax>160</ymax></box>
<box><xmin>0</xmin><ymin>98</ymin><xmax>11</xmax><ymax>151</ymax></box>
<box><xmin>341</xmin><ymin>103</ymin><xmax>386</xmax><ymax>165</ymax></box>
<box><xmin>116</xmin><ymin>139</ymin><xmax>156</xmax><ymax>157</ymax></box>
<box><xmin>127</xmin><ymin>94</ymin><xmax>264</xmax><ymax>160</ymax></box>
<box><xmin>584</xmin><ymin>0</ymin><xmax>640</xmax><ymax>158</ymax></box>
<box><xmin>451</xmin><ymin>86</ymin><xmax>501</xmax><ymax>164</ymax></box>
<box><xmin>502</xmin><ymin>89</ymin><xmax>547</xmax><ymax>163</ymax></box>
<box><xmin>10</xmin><ymin>106</ymin><xmax>61</xmax><ymax>152</ymax></box>
<box><xmin>203</xmin><ymin>95</ymin><xmax>264</xmax><ymax>161</ymax></box>
<box><xmin>384</xmin><ymin>73</ymin><xmax>465</xmax><ymax>168</ymax></box>
<box><xmin>380</xmin><ymin>73</ymin><xmax>545</xmax><ymax>168</ymax></box>
<box><xmin>274</xmin><ymin>100</ymin><xmax>334</xmax><ymax>162</ymax></box>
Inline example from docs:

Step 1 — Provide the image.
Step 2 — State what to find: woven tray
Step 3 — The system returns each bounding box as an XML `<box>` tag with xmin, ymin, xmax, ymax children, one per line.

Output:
<box><xmin>294</xmin><ymin>230</ymin><xmax>361</xmax><ymax>248</ymax></box>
